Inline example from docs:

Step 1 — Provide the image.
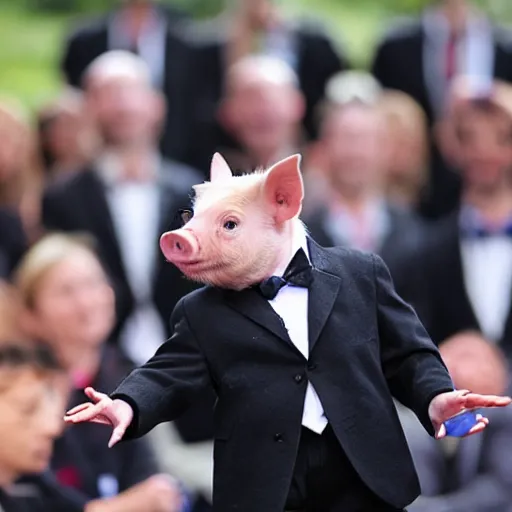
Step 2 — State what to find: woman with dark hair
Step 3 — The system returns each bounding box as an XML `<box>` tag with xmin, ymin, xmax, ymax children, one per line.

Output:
<box><xmin>37</xmin><ymin>89</ymin><xmax>97</xmax><ymax>180</ymax></box>
<box><xmin>0</xmin><ymin>207</ymin><xmax>26</xmax><ymax>281</ymax></box>
<box><xmin>13</xmin><ymin>234</ymin><xmax>184</xmax><ymax>512</ymax></box>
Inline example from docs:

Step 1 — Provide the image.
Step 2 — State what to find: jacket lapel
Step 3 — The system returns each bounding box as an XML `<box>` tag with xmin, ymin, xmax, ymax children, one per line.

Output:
<box><xmin>307</xmin><ymin>239</ymin><xmax>342</xmax><ymax>352</ymax></box>
<box><xmin>79</xmin><ymin>170</ymin><xmax>128</xmax><ymax>284</ymax></box>
<box><xmin>224</xmin><ymin>288</ymin><xmax>304</xmax><ymax>357</ymax></box>
<box><xmin>224</xmin><ymin>239</ymin><xmax>341</xmax><ymax>356</ymax></box>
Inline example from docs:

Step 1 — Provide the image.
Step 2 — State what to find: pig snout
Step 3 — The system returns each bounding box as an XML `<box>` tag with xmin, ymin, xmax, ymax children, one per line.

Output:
<box><xmin>160</xmin><ymin>230</ymin><xmax>200</xmax><ymax>263</ymax></box>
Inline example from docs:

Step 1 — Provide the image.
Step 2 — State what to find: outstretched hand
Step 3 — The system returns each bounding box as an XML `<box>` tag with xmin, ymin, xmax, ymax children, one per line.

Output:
<box><xmin>64</xmin><ymin>387</ymin><xmax>134</xmax><ymax>448</ymax></box>
<box><xmin>429</xmin><ymin>389</ymin><xmax>512</xmax><ymax>439</ymax></box>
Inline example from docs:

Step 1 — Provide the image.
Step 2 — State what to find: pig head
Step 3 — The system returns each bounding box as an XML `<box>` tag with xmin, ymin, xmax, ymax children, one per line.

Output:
<box><xmin>160</xmin><ymin>153</ymin><xmax>305</xmax><ymax>290</ymax></box>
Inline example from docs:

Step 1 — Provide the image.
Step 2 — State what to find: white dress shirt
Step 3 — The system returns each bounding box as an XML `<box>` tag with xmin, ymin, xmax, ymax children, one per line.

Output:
<box><xmin>108</xmin><ymin>9</ymin><xmax>167</xmax><ymax>88</ymax></box>
<box><xmin>267</xmin><ymin>223</ymin><xmax>328</xmax><ymax>434</ymax></box>
<box><xmin>460</xmin><ymin>236</ymin><xmax>512</xmax><ymax>342</ymax></box>
<box><xmin>324</xmin><ymin>197</ymin><xmax>391</xmax><ymax>253</ymax></box>
<box><xmin>423</xmin><ymin>8</ymin><xmax>494</xmax><ymax>117</ymax></box>
<box><xmin>263</xmin><ymin>24</ymin><xmax>298</xmax><ymax>72</ymax></box>
<box><xmin>97</xmin><ymin>153</ymin><xmax>167</xmax><ymax>364</ymax></box>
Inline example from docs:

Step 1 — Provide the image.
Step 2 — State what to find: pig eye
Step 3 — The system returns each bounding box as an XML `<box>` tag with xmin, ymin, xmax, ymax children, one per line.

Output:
<box><xmin>223</xmin><ymin>220</ymin><xmax>238</xmax><ymax>231</ymax></box>
<box><xmin>179</xmin><ymin>208</ymin><xmax>194</xmax><ymax>225</ymax></box>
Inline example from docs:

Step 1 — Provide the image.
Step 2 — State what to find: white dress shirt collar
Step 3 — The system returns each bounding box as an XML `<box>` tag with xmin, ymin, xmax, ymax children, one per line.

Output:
<box><xmin>108</xmin><ymin>7</ymin><xmax>167</xmax><ymax>88</ymax></box>
<box><xmin>422</xmin><ymin>7</ymin><xmax>489</xmax><ymax>39</ymax></box>
<box><xmin>273</xmin><ymin>221</ymin><xmax>310</xmax><ymax>278</ymax></box>
<box><xmin>95</xmin><ymin>151</ymin><xmax>162</xmax><ymax>188</ymax></box>
<box><xmin>422</xmin><ymin>7</ymin><xmax>494</xmax><ymax>116</ymax></box>
<box><xmin>325</xmin><ymin>195</ymin><xmax>390</xmax><ymax>252</ymax></box>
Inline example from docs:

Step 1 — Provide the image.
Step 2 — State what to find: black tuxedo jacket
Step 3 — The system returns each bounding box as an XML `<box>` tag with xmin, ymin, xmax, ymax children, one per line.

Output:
<box><xmin>112</xmin><ymin>241</ymin><xmax>453</xmax><ymax>511</ymax></box>
<box><xmin>0</xmin><ymin>207</ymin><xmax>26</xmax><ymax>280</ymax></box>
<box><xmin>371</xmin><ymin>19</ymin><xmax>512</xmax><ymax>125</ymax></box>
<box><xmin>183</xmin><ymin>19</ymin><xmax>348</xmax><ymax>172</ymax></box>
<box><xmin>41</xmin><ymin>163</ymin><xmax>199</xmax><ymax>343</ymax></box>
<box><xmin>371</xmin><ymin>19</ymin><xmax>512</xmax><ymax>219</ymax></box>
<box><xmin>395</xmin><ymin>213</ymin><xmax>512</xmax><ymax>355</ymax></box>
<box><xmin>0</xmin><ymin>472</ymin><xmax>87</xmax><ymax>512</ymax></box>
<box><xmin>302</xmin><ymin>203</ymin><xmax>426</xmax><ymax>278</ymax></box>
<box><xmin>61</xmin><ymin>8</ymin><xmax>194</xmax><ymax>163</ymax></box>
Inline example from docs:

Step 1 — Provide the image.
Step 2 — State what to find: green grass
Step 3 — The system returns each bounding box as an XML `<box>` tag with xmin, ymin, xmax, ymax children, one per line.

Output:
<box><xmin>1</xmin><ymin>0</ymin><xmax>512</xmax><ymax>112</ymax></box>
<box><xmin>0</xmin><ymin>6</ymin><xmax>74</xmax><ymax>109</ymax></box>
<box><xmin>284</xmin><ymin>0</ymin><xmax>390</xmax><ymax>68</ymax></box>
<box><xmin>0</xmin><ymin>2</ymin><xmax>407</xmax><ymax>112</ymax></box>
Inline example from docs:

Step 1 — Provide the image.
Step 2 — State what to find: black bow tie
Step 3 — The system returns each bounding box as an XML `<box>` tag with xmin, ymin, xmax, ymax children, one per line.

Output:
<box><xmin>258</xmin><ymin>248</ymin><xmax>313</xmax><ymax>300</ymax></box>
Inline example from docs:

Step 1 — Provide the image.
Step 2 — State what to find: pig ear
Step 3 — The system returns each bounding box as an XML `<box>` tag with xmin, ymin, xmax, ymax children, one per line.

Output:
<box><xmin>210</xmin><ymin>153</ymin><xmax>232</xmax><ymax>183</ymax></box>
<box><xmin>263</xmin><ymin>154</ymin><xmax>304</xmax><ymax>224</ymax></box>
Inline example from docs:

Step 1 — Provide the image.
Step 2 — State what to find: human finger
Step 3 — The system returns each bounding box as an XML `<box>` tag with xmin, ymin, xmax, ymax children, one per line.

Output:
<box><xmin>66</xmin><ymin>400</ymin><xmax>107</xmax><ymax>424</ymax></box>
<box><xmin>84</xmin><ymin>387</ymin><xmax>109</xmax><ymax>403</ymax></box>
<box><xmin>65</xmin><ymin>402</ymin><xmax>93</xmax><ymax>417</ymax></box>
<box><xmin>108</xmin><ymin>422</ymin><xmax>128</xmax><ymax>448</ymax></box>
<box><xmin>463</xmin><ymin>394</ymin><xmax>512</xmax><ymax>409</ymax></box>
<box><xmin>435</xmin><ymin>423</ymin><xmax>446</xmax><ymax>439</ymax></box>
<box><xmin>464</xmin><ymin>420</ymin><xmax>487</xmax><ymax>437</ymax></box>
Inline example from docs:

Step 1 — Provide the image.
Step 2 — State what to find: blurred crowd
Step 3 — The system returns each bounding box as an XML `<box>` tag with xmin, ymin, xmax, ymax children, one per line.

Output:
<box><xmin>1</xmin><ymin>0</ymin><xmax>512</xmax><ymax>510</ymax></box>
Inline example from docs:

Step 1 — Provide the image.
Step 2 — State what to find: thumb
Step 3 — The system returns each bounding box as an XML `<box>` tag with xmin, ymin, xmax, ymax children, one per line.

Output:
<box><xmin>108</xmin><ymin>423</ymin><xmax>127</xmax><ymax>449</ymax></box>
<box><xmin>436</xmin><ymin>423</ymin><xmax>447</xmax><ymax>440</ymax></box>
<box><xmin>84</xmin><ymin>387</ymin><xmax>105</xmax><ymax>403</ymax></box>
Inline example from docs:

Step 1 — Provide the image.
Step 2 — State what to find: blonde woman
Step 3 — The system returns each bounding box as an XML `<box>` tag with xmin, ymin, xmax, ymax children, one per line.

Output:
<box><xmin>0</xmin><ymin>99</ymin><xmax>43</xmax><ymax>241</ymax></box>
<box><xmin>15</xmin><ymin>233</ymin><xmax>183</xmax><ymax>512</ymax></box>
<box><xmin>378</xmin><ymin>90</ymin><xmax>430</xmax><ymax>211</ymax></box>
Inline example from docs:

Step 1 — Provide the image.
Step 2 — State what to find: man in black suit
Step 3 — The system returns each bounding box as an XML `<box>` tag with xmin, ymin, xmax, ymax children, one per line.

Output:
<box><xmin>61</xmin><ymin>0</ymin><xmax>192</xmax><ymax>163</ymax></box>
<box><xmin>372</xmin><ymin>0</ymin><xmax>512</xmax><ymax>124</ymax></box>
<box><xmin>372</xmin><ymin>0</ymin><xmax>512</xmax><ymax>219</ymax></box>
<box><xmin>302</xmin><ymin>79</ymin><xmax>425</xmax><ymax>276</ymax></box>
<box><xmin>396</xmin><ymin>79</ymin><xmax>512</xmax><ymax>358</ymax></box>
<box><xmin>399</xmin><ymin>332</ymin><xmax>512</xmax><ymax>512</ymax></box>
<box><xmin>43</xmin><ymin>51</ymin><xmax>202</xmax><ymax>365</ymax></box>
<box><xmin>0</xmin><ymin>207</ymin><xmax>26</xmax><ymax>280</ymax></box>
<box><xmin>184</xmin><ymin>0</ymin><xmax>348</xmax><ymax>172</ymax></box>
<box><xmin>65</xmin><ymin>153</ymin><xmax>509</xmax><ymax>511</ymax></box>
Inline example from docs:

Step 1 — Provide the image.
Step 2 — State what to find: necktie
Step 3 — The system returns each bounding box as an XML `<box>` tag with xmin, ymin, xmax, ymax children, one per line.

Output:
<box><xmin>446</xmin><ymin>32</ymin><xmax>459</xmax><ymax>80</ymax></box>
<box><xmin>462</xmin><ymin>223</ymin><xmax>512</xmax><ymax>239</ymax></box>
<box><xmin>258</xmin><ymin>248</ymin><xmax>313</xmax><ymax>300</ymax></box>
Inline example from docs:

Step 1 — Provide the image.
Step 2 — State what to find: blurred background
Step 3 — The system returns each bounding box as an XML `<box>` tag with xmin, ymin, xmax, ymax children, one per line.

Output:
<box><xmin>2</xmin><ymin>0</ymin><xmax>512</xmax><ymax>511</ymax></box>
<box><xmin>1</xmin><ymin>0</ymin><xmax>512</xmax><ymax>107</ymax></box>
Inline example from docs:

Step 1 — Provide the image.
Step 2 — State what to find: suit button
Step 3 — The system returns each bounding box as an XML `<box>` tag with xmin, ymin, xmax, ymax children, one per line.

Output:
<box><xmin>308</xmin><ymin>363</ymin><xmax>317</xmax><ymax>371</ymax></box>
<box><xmin>294</xmin><ymin>374</ymin><xmax>303</xmax><ymax>383</ymax></box>
<box><xmin>274</xmin><ymin>433</ymin><xmax>283</xmax><ymax>442</ymax></box>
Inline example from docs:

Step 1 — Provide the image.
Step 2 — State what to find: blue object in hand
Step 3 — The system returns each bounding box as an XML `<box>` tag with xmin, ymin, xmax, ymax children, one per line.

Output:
<box><xmin>443</xmin><ymin>410</ymin><xmax>479</xmax><ymax>437</ymax></box>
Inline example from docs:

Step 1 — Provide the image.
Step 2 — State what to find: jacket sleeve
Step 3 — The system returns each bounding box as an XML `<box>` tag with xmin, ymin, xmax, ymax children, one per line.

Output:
<box><xmin>371</xmin><ymin>38</ymin><xmax>392</xmax><ymax>86</ymax></box>
<box><xmin>111</xmin><ymin>296</ymin><xmax>213</xmax><ymax>440</ymax></box>
<box><xmin>41</xmin><ymin>188</ymin><xmax>69</xmax><ymax>233</ymax></box>
<box><xmin>373</xmin><ymin>254</ymin><xmax>454</xmax><ymax>435</ymax></box>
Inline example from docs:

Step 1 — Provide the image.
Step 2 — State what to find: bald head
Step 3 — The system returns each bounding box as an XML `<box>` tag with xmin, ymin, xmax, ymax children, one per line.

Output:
<box><xmin>220</xmin><ymin>55</ymin><xmax>304</xmax><ymax>159</ymax></box>
<box><xmin>83</xmin><ymin>50</ymin><xmax>152</xmax><ymax>90</ymax></box>
<box><xmin>440</xmin><ymin>331</ymin><xmax>509</xmax><ymax>395</ymax></box>
<box><xmin>83</xmin><ymin>51</ymin><xmax>164</xmax><ymax>148</ymax></box>
<box><xmin>225</xmin><ymin>54</ymin><xmax>298</xmax><ymax>95</ymax></box>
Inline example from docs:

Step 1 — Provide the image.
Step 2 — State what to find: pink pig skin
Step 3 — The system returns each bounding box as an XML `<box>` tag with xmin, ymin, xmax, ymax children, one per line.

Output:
<box><xmin>161</xmin><ymin>229</ymin><xmax>200</xmax><ymax>264</ymax></box>
<box><xmin>160</xmin><ymin>152</ymin><xmax>305</xmax><ymax>290</ymax></box>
